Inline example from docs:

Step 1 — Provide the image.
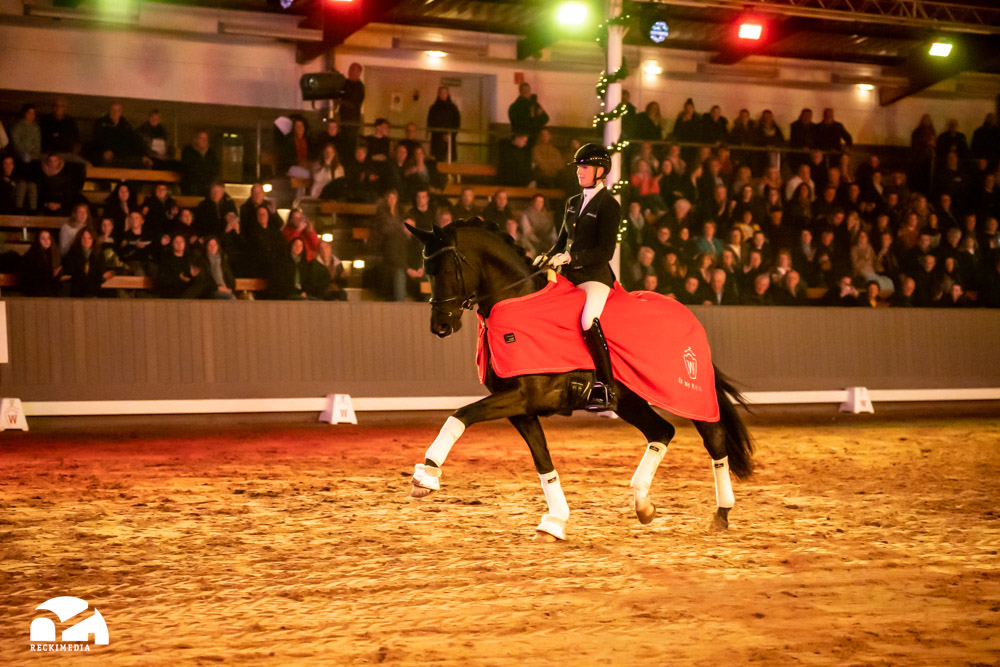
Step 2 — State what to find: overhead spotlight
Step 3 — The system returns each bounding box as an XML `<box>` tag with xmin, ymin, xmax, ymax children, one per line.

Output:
<box><xmin>425</xmin><ymin>50</ymin><xmax>447</xmax><ymax>59</ymax></box>
<box><xmin>321</xmin><ymin>233</ymin><xmax>334</xmax><ymax>242</ymax></box>
<box><xmin>738</xmin><ymin>22</ymin><xmax>763</xmax><ymax>40</ymax></box>
<box><xmin>648</xmin><ymin>20</ymin><xmax>669</xmax><ymax>44</ymax></box>
<box><xmin>929</xmin><ymin>42</ymin><xmax>953</xmax><ymax>57</ymax></box>
<box><xmin>262</xmin><ymin>183</ymin><xmax>273</xmax><ymax>193</ymax></box>
<box><xmin>352</xmin><ymin>259</ymin><xmax>365</xmax><ymax>269</ymax></box>
<box><xmin>857</xmin><ymin>83</ymin><xmax>874</xmax><ymax>91</ymax></box>
<box><xmin>557</xmin><ymin>1</ymin><xmax>588</xmax><ymax>27</ymax></box>
<box><xmin>642</xmin><ymin>60</ymin><xmax>663</xmax><ymax>77</ymax></box>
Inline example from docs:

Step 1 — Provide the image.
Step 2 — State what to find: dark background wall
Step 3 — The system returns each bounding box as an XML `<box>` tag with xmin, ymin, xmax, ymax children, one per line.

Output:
<box><xmin>1</xmin><ymin>300</ymin><xmax>998</xmax><ymax>402</ymax></box>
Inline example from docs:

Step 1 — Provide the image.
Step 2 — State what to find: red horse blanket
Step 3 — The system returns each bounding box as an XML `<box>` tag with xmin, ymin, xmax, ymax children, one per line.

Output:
<box><xmin>475</xmin><ymin>275</ymin><xmax>720</xmax><ymax>422</ymax></box>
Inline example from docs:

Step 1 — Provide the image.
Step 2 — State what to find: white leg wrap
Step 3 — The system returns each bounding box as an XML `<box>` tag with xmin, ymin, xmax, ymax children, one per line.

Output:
<box><xmin>536</xmin><ymin>470</ymin><xmax>569</xmax><ymax>539</ymax></box>
<box><xmin>425</xmin><ymin>416</ymin><xmax>465</xmax><ymax>467</ymax></box>
<box><xmin>630</xmin><ymin>442</ymin><xmax>667</xmax><ymax>495</ymax></box>
<box><xmin>411</xmin><ymin>463</ymin><xmax>442</xmax><ymax>491</ymax></box>
<box><xmin>713</xmin><ymin>456</ymin><xmax>735</xmax><ymax>508</ymax></box>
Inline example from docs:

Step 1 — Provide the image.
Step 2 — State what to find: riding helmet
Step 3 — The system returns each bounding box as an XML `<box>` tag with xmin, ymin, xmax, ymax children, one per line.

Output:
<box><xmin>568</xmin><ymin>143</ymin><xmax>611</xmax><ymax>173</ymax></box>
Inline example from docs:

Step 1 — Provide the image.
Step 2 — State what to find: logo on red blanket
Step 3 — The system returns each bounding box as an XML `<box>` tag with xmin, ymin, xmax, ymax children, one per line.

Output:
<box><xmin>683</xmin><ymin>347</ymin><xmax>698</xmax><ymax>380</ymax></box>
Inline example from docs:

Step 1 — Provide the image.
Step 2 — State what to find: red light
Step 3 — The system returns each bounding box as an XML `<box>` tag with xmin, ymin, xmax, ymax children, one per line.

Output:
<box><xmin>738</xmin><ymin>23</ymin><xmax>763</xmax><ymax>40</ymax></box>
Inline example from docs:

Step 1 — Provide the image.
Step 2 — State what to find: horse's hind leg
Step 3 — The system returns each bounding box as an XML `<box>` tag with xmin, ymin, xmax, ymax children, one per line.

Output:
<box><xmin>509</xmin><ymin>415</ymin><xmax>568</xmax><ymax>542</ymax></box>
<box><xmin>615</xmin><ymin>388</ymin><xmax>676</xmax><ymax>525</ymax></box>
<box><xmin>694</xmin><ymin>419</ymin><xmax>733</xmax><ymax>531</ymax></box>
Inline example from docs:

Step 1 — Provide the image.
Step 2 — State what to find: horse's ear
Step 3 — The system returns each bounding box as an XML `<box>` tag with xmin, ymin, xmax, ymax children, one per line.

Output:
<box><xmin>405</xmin><ymin>222</ymin><xmax>434</xmax><ymax>245</ymax></box>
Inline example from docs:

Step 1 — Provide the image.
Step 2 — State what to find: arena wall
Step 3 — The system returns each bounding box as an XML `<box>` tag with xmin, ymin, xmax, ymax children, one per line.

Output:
<box><xmin>1</xmin><ymin>300</ymin><xmax>998</xmax><ymax>412</ymax></box>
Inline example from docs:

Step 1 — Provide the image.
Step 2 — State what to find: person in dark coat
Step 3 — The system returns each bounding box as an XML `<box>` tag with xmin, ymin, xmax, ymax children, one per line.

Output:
<box><xmin>536</xmin><ymin>144</ymin><xmax>621</xmax><ymax>411</ymax></box>
<box><xmin>18</xmin><ymin>229</ymin><xmax>61</xmax><ymax>297</ymax></box>
<box><xmin>338</xmin><ymin>63</ymin><xmax>366</xmax><ymax>149</ymax></box>
<box><xmin>59</xmin><ymin>227</ymin><xmax>109</xmax><ymax>297</ymax></box>
<box><xmin>497</xmin><ymin>134</ymin><xmax>533</xmax><ymax>187</ymax></box>
<box><xmin>248</xmin><ymin>205</ymin><xmax>287</xmax><ymax>281</ymax></box>
<box><xmin>180</xmin><ymin>131</ymin><xmax>220</xmax><ymax>197</ymax></box>
<box><xmin>508</xmin><ymin>83</ymin><xmax>549</xmax><ymax>143</ymax></box>
<box><xmin>38</xmin><ymin>153</ymin><xmax>78</xmax><ymax>215</ymax></box>
<box><xmin>102</xmin><ymin>182</ymin><xmax>138</xmax><ymax>242</ymax></box>
<box><xmin>89</xmin><ymin>102</ymin><xmax>142</xmax><ymax>166</ymax></box>
<box><xmin>271</xmin><ymin>237</ymin><xmax>328</xmax><ymax>300</ymax></box>
<box><xmin>158</xmin><ymin>234</ymin><xmax>213</xmax><ymax>299</ymax></box>
<box><xmin>140</xmin><ymin>183</ymin><xmax>178</xmax><ymax>242</ymax></box>
<box><xmin>194</xmin><ymin>182</ymin><xmax>238</xmax><ymax>240</ymax></box>
<box><xmin>427</xmin><ymin>86</ymin><xmax>461</xmax><ymax>162</ymax></box>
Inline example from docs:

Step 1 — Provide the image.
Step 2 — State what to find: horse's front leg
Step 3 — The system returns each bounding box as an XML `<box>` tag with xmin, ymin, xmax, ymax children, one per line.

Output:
<box><xmin>508</xmin><ymin>414</ymin><xmax>568</xmax><ymax>542</ymax></box>
<box><xmin>410</xmin><ymin>388</ymin><xmax>528</xmax><ymax>498</ymax></box>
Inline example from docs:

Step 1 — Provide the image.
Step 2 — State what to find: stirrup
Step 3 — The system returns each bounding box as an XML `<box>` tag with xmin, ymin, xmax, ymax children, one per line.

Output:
<box><xmin>585</xmin><ymin>382</ymin><xmax>618</xmax><ymax>412</ymax></box>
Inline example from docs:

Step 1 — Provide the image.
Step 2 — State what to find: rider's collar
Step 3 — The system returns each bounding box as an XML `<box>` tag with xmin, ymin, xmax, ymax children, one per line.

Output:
<box><xmin>583</xmin><ymin>180</ymin><xmax>606</xmax><ymax>192</ymax></box>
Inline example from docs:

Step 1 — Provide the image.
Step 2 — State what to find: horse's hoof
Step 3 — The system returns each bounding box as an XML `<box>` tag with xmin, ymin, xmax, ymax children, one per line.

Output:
<box><xmin>410</xmin><ymin>484</ymin><xmax>435</xmax><ymax>499</ymax></box>
<box><xmin>534</xmin><ymin>530</ymin><xmax>560</xmax><ymax>543</ymax></box>
<box><xmin>710</xmin><ymin>507</ymin><xmax>730</xmax><ymax>531</ymax></box>
<box><xmin>634</xmin><ymin>492</ymin><xmax>656</xmax><ymax>525</ymax></box>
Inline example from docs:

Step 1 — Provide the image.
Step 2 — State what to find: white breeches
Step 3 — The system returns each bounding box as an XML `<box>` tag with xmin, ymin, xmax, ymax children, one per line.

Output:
<box><xmin>579</xmin><ymin>281</ymin><xmax>611</xmax><ymax>330</ymax></box>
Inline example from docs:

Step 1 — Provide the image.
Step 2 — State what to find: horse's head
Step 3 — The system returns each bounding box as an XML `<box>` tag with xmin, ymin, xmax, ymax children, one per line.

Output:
<box><xmin>406</xmin><ymin>222</ymin><xmax>477</xmax><ymax>338</ymax></box>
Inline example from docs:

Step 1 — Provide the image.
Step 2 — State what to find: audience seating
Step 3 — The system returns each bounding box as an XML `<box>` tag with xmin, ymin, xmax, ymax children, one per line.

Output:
<box><xmin>86</xmin><ymin>167</ymin><xmax>182</xmax><ymax>184</ymax></box>
<box><xmin>439</xmin><ymin>183</ymin><xmax>564</xmax><ymax>200</ymax></box>
<box><xmin>81</xmin><ymin>190</ymin><xmax>201</xmax><ymax>209</ymax></box>
<box><xmin>0</xmin><ymin>215</ymin><xmax>66</xmax><ymax>241</ymax></box>
<box><xmin>437</xmin><ymin>163</ymin><xmax>498</xmax><ymax>182</ymax></box>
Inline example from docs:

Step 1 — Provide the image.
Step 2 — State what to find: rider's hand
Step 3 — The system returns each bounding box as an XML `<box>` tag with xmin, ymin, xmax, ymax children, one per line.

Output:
<box><xmin>532</xmin><ymin>253</ymin><xmax>549</xmax><ymax>267</ymax></box>
<box><xmin>546</xmin><ymin>252</ymin><xmax>571</xmax><ymax>268</ymax></box>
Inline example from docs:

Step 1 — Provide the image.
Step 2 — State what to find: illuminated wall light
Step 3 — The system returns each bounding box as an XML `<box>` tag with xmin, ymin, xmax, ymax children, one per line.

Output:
<box><xmin>557</xmin><ymin>2</ymin><xmax>589</xmax><ymax>27</ymax></box>
<box><xmin>321</xmin><ymin>233</ymin><xmax>334</xmax><ymax>242</ymax></box>
<box><xmin>738</xmin><ymin>23</ymin><xmax>763</xmax><ymax>40</ymax></box>
<box><xmin>929</xmin><ymin>42</ymin><xmax>953</xmax><ymax>57</ymax></box>
<box><xmin>425</xmin><ymin>50</ymin><xmax>447</xmax><ymax>59</ymax></box>
<box><xmin>262</xmin><ymin>183</ymin><xmax>273</xmax><ymax>193</ymax></box>
<box><xmin>642</xmin><ymin>60</ymin><xmax>663</xmax><ymax>77</ymax></box>
<box><xmin>857</xmin><ymin>84</ymin><xmax>874</xmax><ymax>91</ymax></box>
<box><xmin>352</xmin><ymin>259</ymin><xmax>365</xmax><ymax>269</ymax></box>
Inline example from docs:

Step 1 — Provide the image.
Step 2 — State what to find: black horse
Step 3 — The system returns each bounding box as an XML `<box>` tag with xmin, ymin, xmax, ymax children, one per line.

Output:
<box><xmin>406</xmin><ymin>218</ymin><xmax>754</xmax><ymax>540</ymax></box>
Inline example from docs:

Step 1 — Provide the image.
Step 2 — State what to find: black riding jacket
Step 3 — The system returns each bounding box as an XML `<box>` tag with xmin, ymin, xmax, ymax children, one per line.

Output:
<box><xmin>548</xmin><ymin>186</ymin><xmax>620</xmax><ymax>288</ymax></box>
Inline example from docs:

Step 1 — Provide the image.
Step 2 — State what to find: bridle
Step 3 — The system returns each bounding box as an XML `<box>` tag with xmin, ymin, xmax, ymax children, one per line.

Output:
<box><xmin>424</xmin><ymin>243</ymin><xmax>547</xmax><ymax>316</ymax></box>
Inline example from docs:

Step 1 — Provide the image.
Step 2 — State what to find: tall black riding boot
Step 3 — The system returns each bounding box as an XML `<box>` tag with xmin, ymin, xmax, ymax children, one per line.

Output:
<box><xmin>583</xmin><ymin>317</ymin><xmax>619</xmax><ymax>412</ymax></box>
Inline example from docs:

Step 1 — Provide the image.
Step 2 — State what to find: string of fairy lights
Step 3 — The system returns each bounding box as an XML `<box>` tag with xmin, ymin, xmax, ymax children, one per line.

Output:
<box><xmin>593</xmin><ymin>13</ymin><xmax>632</xmax><ymax>240</ymax></box>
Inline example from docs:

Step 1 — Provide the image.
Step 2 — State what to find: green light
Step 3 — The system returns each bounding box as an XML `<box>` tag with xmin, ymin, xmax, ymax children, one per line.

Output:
<box><xmin>557</xmin><ymin>2</ymin><xmax>588</xmax><ymax>27</ymax></box>
<box><xmin>929</xmin><ymin>42</ymin><xmax>953</xmax><ymax>57</ymax></box>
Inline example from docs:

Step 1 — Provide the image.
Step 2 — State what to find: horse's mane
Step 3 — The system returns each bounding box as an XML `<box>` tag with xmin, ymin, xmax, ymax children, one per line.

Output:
<box><xmin>449</xmin><ymin>217</ymin><xmax>536</xmax><ymax>271</ymax></box>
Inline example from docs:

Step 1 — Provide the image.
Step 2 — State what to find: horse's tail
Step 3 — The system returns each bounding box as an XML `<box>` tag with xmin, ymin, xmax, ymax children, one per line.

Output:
<box><xmin>713</xmin><ymin>365</ymin><xmax>755</xmax><ymax>479</ymax></box>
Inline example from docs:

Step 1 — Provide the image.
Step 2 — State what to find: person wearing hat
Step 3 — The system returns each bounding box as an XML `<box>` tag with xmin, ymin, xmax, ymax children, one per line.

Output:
<box><xmin>533</xmin><ymin>143</ymin><xmax>622</xmax><ymax>410</ymax></box>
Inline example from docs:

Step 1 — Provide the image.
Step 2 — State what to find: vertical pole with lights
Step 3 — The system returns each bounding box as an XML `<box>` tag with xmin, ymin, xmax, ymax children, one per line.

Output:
<box><xmin>605</xmin><ymin>0</ymin><xmax>624</xmax><ymax>277</ymax></box>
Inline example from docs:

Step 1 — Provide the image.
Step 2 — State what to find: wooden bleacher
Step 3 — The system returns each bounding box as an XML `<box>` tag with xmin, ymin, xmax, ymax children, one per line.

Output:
<box><xmin>437</xmin><ymin>162</ymin><xmax>497</xmax><ymax>181</ymax></box>
<box><xmin>81</xmin><ymin>190</ymin><xmax>202</xmax><ymax>209</ymax></box>
<box><xmin>0</xmin><ymin>274</ymin><xmax>272</xmax><ymax>296</ymax></box>
<box><xmin>439</xmin><ymin>183</ymin><xmax>564</xmax><ymax>200</ymax></box>
<box><xmin>86</xmin><ymin>167</ymin><xmax>182</xmax><ymax>183</ymax></box>
<box><xmin>0</xmin><ymin>215</ymin><xmax>66</xmax><ymax>241</ymax></box>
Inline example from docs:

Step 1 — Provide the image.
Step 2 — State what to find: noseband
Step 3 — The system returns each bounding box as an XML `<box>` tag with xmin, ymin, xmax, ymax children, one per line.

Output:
<box><xmin>424</xmin><ymin>244</ymin><xmax>479</xmax><ymax>314</ymax></box>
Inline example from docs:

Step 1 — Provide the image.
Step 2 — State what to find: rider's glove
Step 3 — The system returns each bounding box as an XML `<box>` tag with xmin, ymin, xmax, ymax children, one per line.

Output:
<box><xmin>546</xmin><ymin>252</ymin><xmax>571</xmax><ymax>268</ymax></box>
<box><xmin>532</xmin><ymin>253</ymin><xmax>549</xmax><ymax>267</ymax></box>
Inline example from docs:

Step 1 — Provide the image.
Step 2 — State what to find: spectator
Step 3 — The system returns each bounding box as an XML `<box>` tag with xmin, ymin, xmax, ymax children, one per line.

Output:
<box><xmin>633</xmin><ymin>102</ymin><xmax>664</xmax><ymax>142</ymax></box>
<box><xmin>386</xmin><ymin>143</ymin><xmax>410</xmax><ymax>200</ymax></box>
<box><xmin>910</xmin><ymin>114</ymin><xmax>937</xmax><ymax>195</ymax></box>
<box><xmin>955</xmin><ymin>234</ymin><xmax>980</xmax><ymax>289</ymax></box>
<box><xmin>0</xmin><ymin>119</ymin><xmax>6</xmax><ymax>151</ymax></box>
<box><xmin>532</xmin><ymin>129</ymin><xmax>563</xmax><ymax>188</ymax></box>
<box><xmin>136</xmin><ymin>109</ymin><xmax>172</xmax><ymax>166</ymax></box>
<box><xmin>90</xmin><ymin>101</ymin><xmax>141</xmax><ymax>166</ymax></box>
<box><xmin>727</xmin><ymin>108</ymin><xmax>754</xmax><ymax>167</ymax></box>
<box><xmin>850</xmin><ymin>229</ymin><xmax>893</xmax><ymax>293</ymax></box>
<box><xmin>497</xmin><ymin>133</ymin><xmax>533</xmax><ymax>187</ymax></box>
<box><xmin>452</xmin><ymin>187</ymin><xmax>480</xmax><ymax>219</ymax></box>
<box><xmin>936</xmin><ymin>119</ymin><xmax>969</xmax><ymax>164</ymax></box>
<box><xmin>676</xmin><ymin>274</ymin><xmax>707</xmax><ymax>305</ymax></box>
<box><xmin>39</xmin><ymin>97</ymin><xmax>81</xmax><ymax>157</ymax></box>
<box><xmin>338</xmin><ymin>63</ymin><xmax>366</xmax><ymax>147</ymax></box>
<box><xmin>630</xmin><ymin>159</ymin><xmax>660</xmax><ymax>207</ymax></box>
<box><xmin>785</xmin><ymin>163</ymin><xmax>815</xmax><ymax>203</ymax></box>
<box><xmin>18</xmin><ymin>230</ymin><xmax>60</xmax><ymax>297</ymax></box>
<box><xmin>316</xmin><ymin>239</ymin><xmax>349</xmax><ymax>301</ymax></box>
<box><xmin>200</xmin><ymin>237</ymin><xmax>237</xmax><ymax>299</ymax></box>
<box><xmin>859</xmin><ymin>280</ymin><xmax>881</xmax><ymax>308</ymax></box>
<box><xmin>194</xmin><ymin>181</ymin><xmax>238</xmax><ymax>240</ymax></box>
<box><xmin>277</xmin><ymin>115</ymin><xmax>314</xmax><ymax>181</ymax></box>
<box><xmin>141</xmin><ymin>182</ymin><xmax>178</xmax><ymax>241</ymax></box>
<box><xmin>60</xmin><ymin>227</ymin><xmax>110</xmax><ymax>297</ymax></box>
<box><xmin>38</xmin><ymin>153</ymin><xmax>76</xmax><ymax>215</ymax></box>
<box><xmin>428</xmin><ymin>86</ymin><xmax>461</xmax><ymax>162</ymax></box>
<box><xmin>751</xmin><ymin>109</ymin><xmax>785</xmax><ymax>175</ymax></box>
<box><xmin>220</xmin><ymin>211</ymin><xmax>252</xmax><ymax>278</ymax></box>
<box><xmin>482</xmin><ymin>189</ymin><xmax>515</xmax><ymax>229</ymax></box>
<box><xmin>519</xmin><ymin>194</ymin><xmax>555</xmax><ymax>258</ymax></box>
<box><xmin>934</xmin><ymin>151</ymin><xmax>971</xmax><ymax>209</ymax></box>
<box><xmin>166</xmin><ymin>208</ymin><xmax>199</xmax><ymax>251</ymax></box>
<box><xmin>310</xmin><ymin>143</ymin><xmax>345</xmax><ymax>199</ymax></box>
<box><xmin>702</xmin><ymin>105</ymin><xmax>728</xmax><ymax>146</ymax></box>
<box><xmin>937</xmin><ymin>281</ymin><xmax>970</xmax><ymax>308</ymax></box>
<box><xmin>508</xmin><ymin>82</ymin><xmax>549</xmax><ymax>142</ymax></box>
<box><xmin>404</xmin><ymin>145</ymin><xmax>438</xmax><ymax>193</ymax></box>
<box><xmin>158</xmin><ymin>234</ymin><xmax>211</xmax><ymax>299</ymax></box>
<box><xmin>343</xmin><ymin>143</ymin><xmax>379</xmax><ymax>203</ymax></box>
<box><xmin>971</xmin><ymin>113</ymin><xmax>1000</xmax><ymax>164</ymax></box>
<box><xmin>619</xmin><ymin>90</ymin><xmax>638</xmax><ymax>139</ymax></box>
<box><xmin>911</xmin><ymin>253</ymin><xmax>939</xmax><ymax>305</ymax></box>
<box><xmin>788</xmin><ymin>108</ymin><xmax>815</xmax><ymax>171</ymax></box>
<box><xmin>0</xmin><ymin>154</ymin><xmax>18</xmax><ymax>213</ymax></box>
<box><xmin>399</xmin><ymin>123</ymin><xmax>423</xmax><ymax>158</ymax></box>
<box><xmin>622</xmin><ymin>245</ymin><xmax>657</xmax><ymax>291</ymax></box>
<box><xmin>367</xmin><ymin>190</ymin><xmax>409</xmax><ymax>301</ymax></box>
<box><xmin>281</xmin><ymin>208</ymin><xmax>320</xmax><ymax>260</ymax></box>
<box><xmin>814</xmin><ymin>108</ymin><xmax>852</xmax><ymax>156</ymax></box>
<box><xmin>180</xmin><ymin>131</ymin><xmax>220</xmax><ymax>197</ymax></box>
<box><xmin>773</xmin><ymin>270</ymin><xmax>807</xmax><ymax>306</ymax></box>
<box><xmin>740</xmin><ymin>272</ymin><xmax>773</xmax><ymax>305</ymax></box>
<box><xmin>706</xmin><ymin>268</ymin><xmax>737</xmax><ymax>305</ymax></box>
<box><xmin>980</xmin><ymin>255</ymin><xmax>1000</xmax><ymax>307</ymax></box>
<box><xmin>102</xmin><ymin>182</ymin><xmax>137</xmax><ymax>241</ymax></box>
<box><xmin>239</xmin><ymin>184</ymin><xmax>274</xmax><ymax>231</ymax></box>
<box><xmin>671</xmin><ymin>99</ymin><xmax>701</xmax><ymax>163</ymax></box>
<box><xmin>60</xmin><ymin>202</ymin><xmax>91</xmax><ymax>256</ymax></box>
<box><xmin>786</xmin><ymin>182</ymin><xmax>814</xmax><ymax>229</ymax></box>
<box><xmin>365</xmin><ymin>118</ymin><xmax>392</xmax><ymax>167</ymax></box>
<box><xmin>119</xmin><ymin>211</ymin><xmax>154</xmax><ymax>275</ymax></box>
<box><xmin>405</xmin><ymin>188</ymin><xmax>436</xmax><ymax>232</ymax></box>
<box><xmin>436</xmin><ymin>207</ymin><xmax>454</xmax><ymax>228</ymax></box>
<box><xmin>822</xmin><ymin>274</ymin><xmax>860</xmax><ymax>306</ymax></box>
<box><xmin>11</xmin><ymin>103</ymin><xmax>42</xmax><ymax>167</ymax></box>
<box><xmin>249</xmin><ymin>205</ymin><xmax>285</xmax><ymax>281</ymax></box>
<box><xmin>889</xmin><ymin>275</ymin><xmax>917</xmax><ymax>307</ymax></box>
<box><xmin>657</xmin><ymin>158</ymin><xmax>684</xmax><ymax>207</ymax></box>
<box><xmin>319</xmin><ymin>120</ymin><xmax>353</xmax><ymax>169</ymax></box>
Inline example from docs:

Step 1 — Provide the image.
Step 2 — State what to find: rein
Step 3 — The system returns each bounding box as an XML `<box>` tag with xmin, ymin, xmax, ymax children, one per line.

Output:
<box><xmin>424</xmin><ymin>244</ymin><xmax>547</xmax><ymax>313</ymax></box>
